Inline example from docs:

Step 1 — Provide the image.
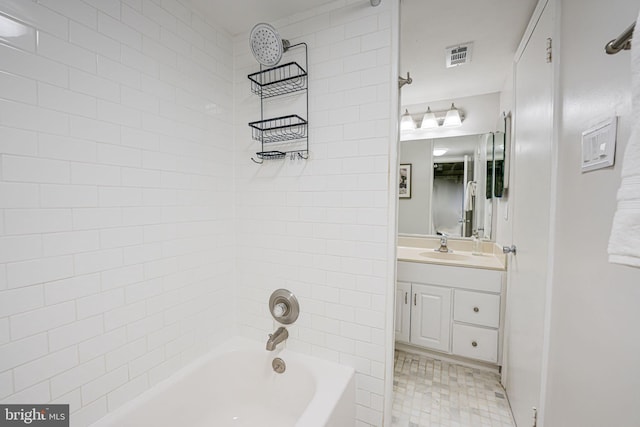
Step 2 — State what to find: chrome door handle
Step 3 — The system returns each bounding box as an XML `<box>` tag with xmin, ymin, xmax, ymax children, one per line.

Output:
<box><xmin>503</xmin><ymin>245</ymin><xmax>517</xmax><ymax>255</ymax></box>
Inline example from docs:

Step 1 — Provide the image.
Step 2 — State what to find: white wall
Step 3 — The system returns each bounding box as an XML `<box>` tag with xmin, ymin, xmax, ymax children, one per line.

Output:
<box><xmin>0</xmin><ymin>0</ymin><xmax>235</xmax><ymax>425</ymax></box>
<box><xmin>398</xmin><ymin>139</ymin><xmax>432</xmax><ymax>234</ymax></box>
<box><xmin>233</xmin><ymin>1</ymin><xmax>397</xmax><ymax>425</ymax></box>
<box><xmin>543</xmin><ymin>0</ymin><xmax>640</xmax><ymax>425</ymax></box>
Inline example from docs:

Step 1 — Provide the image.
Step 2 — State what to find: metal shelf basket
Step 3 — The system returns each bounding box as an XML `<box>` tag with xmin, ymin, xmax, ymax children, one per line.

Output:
<box><xmin>248</xmin><ymin>62</ymin><xmax>307</xmax><ymax>98</ymax></box>
<box><xmin>255</xmin><ymin>151</ymin><xmax>287</xmax><ymax>160</ymax></box>
<box><xmin>248</xmin><ymin>114</ymin><xmax>307</xmax><ymax>144</ymax></box>
<box><xmin>247</xmin><ymin>42</ymin><xmax>308</xmax><ymax>163</ymax></box>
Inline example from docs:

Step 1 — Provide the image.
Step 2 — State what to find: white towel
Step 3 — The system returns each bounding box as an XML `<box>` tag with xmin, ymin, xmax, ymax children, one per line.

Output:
<box><xmin>464</xmin><ymin>181</ymin><xmax>476</xmax><ymax>212</ymax></box>
<box><xmin>608</xmin><ymin>9</ymin><xmax>640</xmax><ymax>268</ymax></box>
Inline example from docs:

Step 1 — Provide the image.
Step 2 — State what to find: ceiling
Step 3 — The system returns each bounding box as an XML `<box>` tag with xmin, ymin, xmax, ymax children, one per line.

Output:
<box><xmin>186</xmin><ymin>0</ymin><xmax>336</xmax><ymax>36</ymax></box>
<box><xmin>433</xmin><ymin>134</ymin><xmax>481</xmax><ymax>159</ymax></box>
<box><xmin>186</xmin><ymin>0</ymin><xmax>538</xmax><ymax>105</ymax></box>
<box><xmin>400</xmin><ymin>0</ymin><xmax>538</xmax><ymax>106</ymax></box>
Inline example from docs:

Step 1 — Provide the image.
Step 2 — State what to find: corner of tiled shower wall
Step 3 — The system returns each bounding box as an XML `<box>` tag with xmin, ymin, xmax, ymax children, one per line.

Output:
<box><xmin>233</xmin><ymin>1</ymin><xmax>395</xmax><ymax>425</ymax></box>
<box><xmin>0</xmin><ymin>0</ymin><xmax>236</xmax><ymax>425</ymax></box>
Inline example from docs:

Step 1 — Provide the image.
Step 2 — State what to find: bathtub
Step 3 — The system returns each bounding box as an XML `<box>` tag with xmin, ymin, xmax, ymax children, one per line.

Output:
<box><xmin>89</xmin><ymin>336</ymin><xmax>355</xmax><ymax>427</ymax></box>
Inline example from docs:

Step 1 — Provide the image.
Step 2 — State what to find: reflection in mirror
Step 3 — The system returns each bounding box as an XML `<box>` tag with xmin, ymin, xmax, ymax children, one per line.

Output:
<box><xmin>495</xmin><ymin>111</ymin><xmax>512</xmax><ymax>196</ymax></box>
<box><xmin>398</xmin><ymin>132</ymin><xmax>502</xmax><ymax>239</ymax></box>
<box><xmin>492</xmin><ymin>131</ymin><xmax>505</xmax><ymax>198</ymax></box>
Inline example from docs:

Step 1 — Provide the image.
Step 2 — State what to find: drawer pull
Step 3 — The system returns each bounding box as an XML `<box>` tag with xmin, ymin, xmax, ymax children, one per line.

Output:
<box><xmin>413</xmin><ymin>293</ymin><xmax>417</xmax><ymax>306</ymax></box>
<box><xmin>472</xmin><ymin>341</ymin><xmax>478</xmax><ymax>347</ymax></box>
<box><xmin>404</xmin><ymin>292</ymin><xmax>408</xmax><ymax>304</ymax></box>
<box><xmin>473</xmin><ymin>306</ymin><xmax>479</xmax><ymax>313</ymax></box>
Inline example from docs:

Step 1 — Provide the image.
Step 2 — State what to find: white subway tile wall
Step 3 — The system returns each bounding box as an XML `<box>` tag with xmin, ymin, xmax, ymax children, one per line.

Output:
<box><xmin>0</xmin><ymin>0</ymin><xmax>235</xmax><ymax>425</ymax></box>
<box><xmin>234</xmin><ymin>2</ymin><xmax>394</xmax><ymax>426</ymax></box>
<box><xmin>0</xmin><ymin>0</ymin><xmax>396</xmax><ymax>426</ymax></box>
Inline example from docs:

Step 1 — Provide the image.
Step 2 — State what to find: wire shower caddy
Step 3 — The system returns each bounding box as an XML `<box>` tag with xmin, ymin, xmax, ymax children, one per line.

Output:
<box><xmin>247</xmin><ymin>42</ymin><xmax>308</xmax><ymax>163</ymax></box>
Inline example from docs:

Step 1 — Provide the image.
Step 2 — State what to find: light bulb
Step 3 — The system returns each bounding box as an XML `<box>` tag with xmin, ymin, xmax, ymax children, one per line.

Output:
<box><xmin>400</xmin><ymin>109</ymin><xmax>416</xmax><ymax>131</ymax></box>
<box><xmin>420</xmin><ymin>107</ymin><xmax>439</xmax><ymax>129</ymax></box>
<box><xmin>443</xmin><ymin>103</ymin><xmax>462</xmax><ymax>127</ymax></box>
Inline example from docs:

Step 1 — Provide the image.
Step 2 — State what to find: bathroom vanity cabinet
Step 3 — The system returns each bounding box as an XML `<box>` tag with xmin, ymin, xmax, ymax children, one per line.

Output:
<box><xmin>396</xmin><ymin>260</ymin><xmax>505</xmax><ymax>364</ymax></box>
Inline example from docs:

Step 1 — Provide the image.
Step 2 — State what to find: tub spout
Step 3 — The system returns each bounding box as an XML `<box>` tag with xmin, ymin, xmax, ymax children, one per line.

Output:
<box><xmin>266</xmin><ymin>327</ymin><xmax>288</xmax><ymax>351</ymax></box>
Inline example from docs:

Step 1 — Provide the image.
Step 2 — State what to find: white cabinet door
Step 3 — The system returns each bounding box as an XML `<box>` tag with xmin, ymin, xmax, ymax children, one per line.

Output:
<box><xmin>395</xmin><ymin>282</ymin><xmax>411</xmax><ymax>343</ymax></box>
<box><xmin>410</xmin><ymin>284</ymin><xmax>451</xmax><ymax>352</ymax></box>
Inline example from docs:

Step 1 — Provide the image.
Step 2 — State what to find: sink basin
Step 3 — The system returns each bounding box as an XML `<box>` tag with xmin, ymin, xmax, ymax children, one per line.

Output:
<box><xmin>418</xmin><ymin>251</ymin><xmax>473</xmax><ymax>261</ymax></box>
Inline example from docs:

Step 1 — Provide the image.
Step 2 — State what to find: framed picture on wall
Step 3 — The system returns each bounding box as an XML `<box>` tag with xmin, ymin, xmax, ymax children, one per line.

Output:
<box><xmin>399</xmin><ymin>163</ymin><xmax>412</xmax><ymax>198</ymax></box>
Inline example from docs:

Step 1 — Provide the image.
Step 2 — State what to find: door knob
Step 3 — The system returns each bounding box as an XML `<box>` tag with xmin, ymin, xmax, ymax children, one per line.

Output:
<box><xmin>502</xmin><ymin>245</ymin><xmax>517</xmax><ymax>255</ymax></box>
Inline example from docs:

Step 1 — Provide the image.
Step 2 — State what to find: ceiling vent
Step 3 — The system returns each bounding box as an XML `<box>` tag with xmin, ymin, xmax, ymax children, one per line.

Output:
<box><xmin>445</xmin><ymin>42</ymin><xmax>473</xmax><ymax>68</ymax></box>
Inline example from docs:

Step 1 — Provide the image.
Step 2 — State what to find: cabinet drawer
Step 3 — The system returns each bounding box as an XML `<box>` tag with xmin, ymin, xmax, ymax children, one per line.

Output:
<box><xmin>453</xmin><ymin>290</ymin><xmax>500</xmax><ymax>328</ymax></box>
<box><xmin>452</xmin><ymin>323</ymin><xmax>498</xmax><ymax>363</ymax></box>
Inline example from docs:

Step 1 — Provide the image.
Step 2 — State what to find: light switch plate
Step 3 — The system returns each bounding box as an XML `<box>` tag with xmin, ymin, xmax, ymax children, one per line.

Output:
<box><xmin>581</xmin><ymin>117</ymin><xmax>617</xmax><ymax>172</ymax></box>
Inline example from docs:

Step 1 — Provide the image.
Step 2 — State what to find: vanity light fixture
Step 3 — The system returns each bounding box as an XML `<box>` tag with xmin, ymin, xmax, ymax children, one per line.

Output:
<box><xmin>443</xmin><ymin>103</ymin><xmax>463</xmax><ymax>127</ymax></box>
<box><xmin>400</xmin><ymin>109</ymin><xmax>417</xmax><ymax>130</ymax></box>
<box><xmin>420</xmin><ymin>107</ymin><xmax>439</xmax><ymax>129</ymax></box>
<box><xmin>433</xmin><ymin>148</ymin><xmax>448</xmax><ymax>156</ymax></box>
<box><xmin>401</xmin><ymin>104</ymin><xmax>465</xmax><ymax>132</ymax></box>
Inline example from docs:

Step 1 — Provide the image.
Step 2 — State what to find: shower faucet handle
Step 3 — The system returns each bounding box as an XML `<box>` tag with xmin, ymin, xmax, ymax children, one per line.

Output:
<box><xmin>269</xmin><ymin>289</ymin><xmax>300</xmax><ymax>325</ymax></box>
<box><xmin>273</xmin><ymin>302</ymin><xmax>288</xmax><ymax>318</ymax></box>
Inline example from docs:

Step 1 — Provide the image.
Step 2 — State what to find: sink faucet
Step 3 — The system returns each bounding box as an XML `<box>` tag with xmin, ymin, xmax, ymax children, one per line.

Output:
<box><xmin>266</xmin><ymin>326</ymin><xmax>288</xmax><ymax>351</ymax></box>
<box><xmin>435</xmin><ymin>233</ymin><xmax>451</xmax><ymax>253</ymax></box>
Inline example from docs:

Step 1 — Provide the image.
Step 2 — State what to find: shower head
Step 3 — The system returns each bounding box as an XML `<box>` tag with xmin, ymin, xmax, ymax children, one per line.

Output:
<box><xmin>370</xmin><ymin>0</ymin><xmax>381</xmax><ymax>6</ymax></box>
<box><xmin>249</xmin><ymin>23</ymin><xmax>290</xmax><ymax>67</ymax></box>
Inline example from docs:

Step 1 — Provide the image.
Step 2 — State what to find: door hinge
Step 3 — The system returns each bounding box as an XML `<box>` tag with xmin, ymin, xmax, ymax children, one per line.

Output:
<box><xmin>545</xmin><ymin>38</ymin><xmax>552</xmax><ymax>63</ymax></box>
<box><xmin>532</xmin><ymin>407</ymin><xmax>538</xmax><ymax>427</ymax></box>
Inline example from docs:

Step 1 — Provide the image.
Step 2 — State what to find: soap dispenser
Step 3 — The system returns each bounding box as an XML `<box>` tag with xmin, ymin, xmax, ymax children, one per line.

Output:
<box><xmin>472</xmin><ymin>231</ymin><xmax>482</xmax><ymax>255</ymax></box>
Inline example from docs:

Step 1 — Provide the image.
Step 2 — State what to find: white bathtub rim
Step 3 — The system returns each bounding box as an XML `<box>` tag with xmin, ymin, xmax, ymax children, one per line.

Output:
<box><xmin>88</xmin><ymin>335</ymin><xmax>355</xmax><ymax>427</ymax></box>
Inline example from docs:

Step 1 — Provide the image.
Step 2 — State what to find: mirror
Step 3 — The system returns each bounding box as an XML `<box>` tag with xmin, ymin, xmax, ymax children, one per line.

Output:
<box><xmin>494</xmin><ymin>112</ymin><xmax>511</xmax><ymax>197</ymax></box>
<box><xmin>398</xmin><ymin>132</ymin><xmax>502</xmax><ymax>239</ymax></box>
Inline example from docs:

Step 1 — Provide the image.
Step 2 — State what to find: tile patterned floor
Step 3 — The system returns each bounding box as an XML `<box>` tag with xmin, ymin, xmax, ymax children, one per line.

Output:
<box><xmin>392</xmin><ymin>349</ymin><xmax>516</xmax><ymax>427</ymax></box>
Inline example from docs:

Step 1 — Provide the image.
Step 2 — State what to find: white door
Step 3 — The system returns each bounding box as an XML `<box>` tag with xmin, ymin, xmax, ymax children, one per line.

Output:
<box><xmin>504</xmin><ymin>1</ymin><xmax>554</xmax><ymax>425</ymax></box>
<box><xmin>410</xmin><ymin>283</ymin><xmax>451</xmax><ymax>352</ymax></box>
<box><xmin>395</xmin><ymin>282</ymin><xmax>411</xmax><ymax>343</ymax></box>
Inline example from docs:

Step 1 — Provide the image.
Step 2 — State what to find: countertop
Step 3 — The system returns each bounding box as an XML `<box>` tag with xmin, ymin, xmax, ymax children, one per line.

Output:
<box><xmin>397</xmin><ymin>236</ymin><xmax>507</xmax><ymax>271</ymax></box>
